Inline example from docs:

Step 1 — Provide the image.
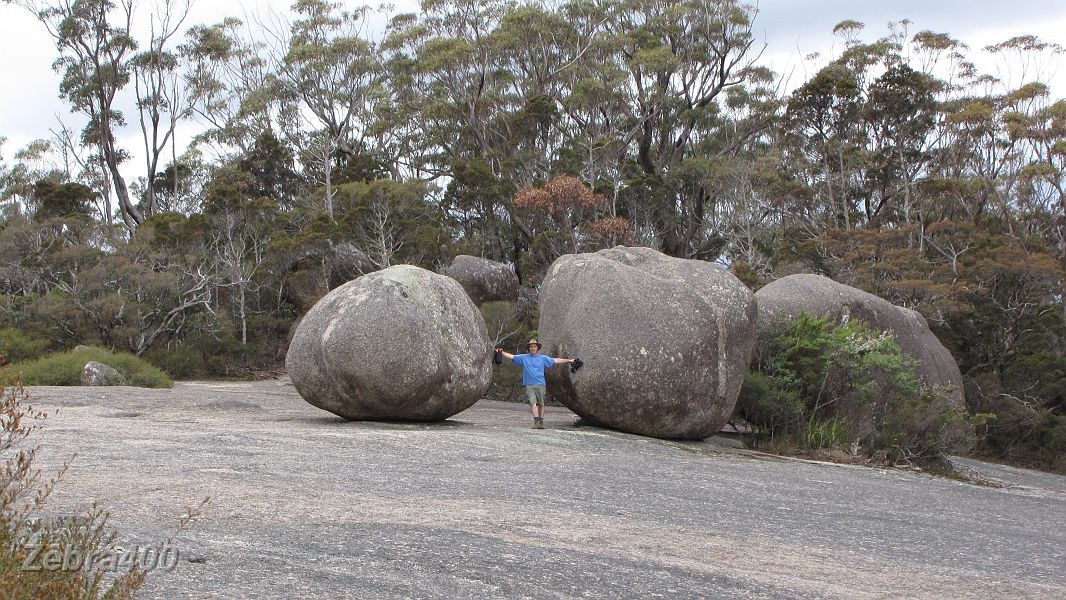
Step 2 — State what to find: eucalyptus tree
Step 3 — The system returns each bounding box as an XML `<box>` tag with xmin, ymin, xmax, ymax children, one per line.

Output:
<box><xmin>1022</xmin><ymin>96</ymin><xmax>1066</xmax><ymax>237</ymax></box>
<box><xmin>181</xmin><ymin>17</ymin><xmax>281</xmax><ymax>156</ymax></box>
<box><xmin>781</xmin><ymin>23</ymin><xmax>944</xmax><ymax>232</ymax></box>
<box><xmin>860</xmin><ymin>63</ymin><xmax>937</xmax><ymax>225</ymax></box>
<box><xmin>928</xmin><ymin>51</ymin><xmax>1061</xmax><ymax>234</ymax></box>
<box><xmin>554</xmin><ymin>4</ymin><xmax>630</xmax><ymax>216</ymax></box>
<box><xmin>205</xmin><ymin>192</ymin><xmax>277</xmax><ymax>346</ymax></box>
<box><xmin>489</xmin><ymin>2</ymin><xmax>602</xmax><ymax>184</ymax></box>
<box><xmin>382</xmin><ymin>0</ymin><xmax>519</xmax><ymax>257</ymax></box>
<box><xmin>0</xmin><ymin>139</ymin><xmax>9</xmax><ymax>204</ymax></box>
<box><xmin>8</xmin><ymin>0</ymin><xmax>142</xmax><ymax>229</ymax></box>
<box><xmin>383</xmin><ymin>0</ymin><xmax>601</xmax><ymax>258</ymax></box>
<box><xmin>275</xmin><ymin>0</ymin><xmax>384</xmax><ymax>219</ymax></box>
<box><xmin>385</xmin><ymin>0</ymin><xmax>513</xmax><ymax>178</ymax></box>
<box><xmin>131</xmin><ymin>0</ymin><xmax>191</xmax><ymax>219</ymax></box>
<box><xmin>0</xmin><ymin>139</ymin><xmax>48</xmax><ymax>209</ymax></box>
<box><xmin>782</xmin><ymin>59</ymin><xmax>867</xmax><ymax>230</ymax></box>
<box><xmin>148</xmin><ymin>150</ymin><xmax>207</xmax><ymax>214</ymax></box>
<box><xmin>0</xmin><ymin>134</ymin><xmax>106</xmax><ymax>218</ymax></box>
<box><xmin>595</xmin><ymin>0</ymin><xmax>767</xmax><ymax>257</ymax></box>
<box><xmin>10</xmin><ymin>0</ymin><xmax>195</xmax><ymax>231</ymax></box>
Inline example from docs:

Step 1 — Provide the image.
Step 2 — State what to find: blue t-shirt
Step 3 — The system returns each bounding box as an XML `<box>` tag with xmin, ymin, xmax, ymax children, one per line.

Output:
<box><xmin>512</xmin><ymin>353</ymin><xmax>555</xmax><ymax>386</ymax></box>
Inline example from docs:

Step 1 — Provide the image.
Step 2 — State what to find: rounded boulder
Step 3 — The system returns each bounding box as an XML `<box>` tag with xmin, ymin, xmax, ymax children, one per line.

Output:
<box><xmin>284</xmin><ymin>242</ymin><xmax>376</xmax><ymax>312</ymax></box>
<box><xmin>285</xmin><ymin>265</ymin><xmax>493</xmax><ymax>421</ymax></box>
<box><xmin>81</xmin><ymin>361</ymin><xmax>126</xmax><ymax>386</ymax></box>
<box><xmin>440</xmin><ymin>255</ymin><xmax>519</xmax><ymax>305</ymax></box>
<box><xmin>755</xmin><ymin>274</ymin><xmax>966</xmax><ymax>412</ymax></box>
<box><xmin>539</xmin><ymin>246</ymin><xmax>756</xmax><ymax>440</ymax></box>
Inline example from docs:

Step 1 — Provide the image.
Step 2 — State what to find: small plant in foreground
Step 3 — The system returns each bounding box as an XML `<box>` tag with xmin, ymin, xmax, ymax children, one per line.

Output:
<box><xmin>0</xmin><ymin>374</ymin><xmax>207</xmax><ymax>599</ymax></box>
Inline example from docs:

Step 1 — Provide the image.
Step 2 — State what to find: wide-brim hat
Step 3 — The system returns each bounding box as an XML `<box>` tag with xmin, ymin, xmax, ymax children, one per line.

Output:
<box><xmin>527</xmin><ymin>338</ymin><xmax>541</xmax><ymax>349</ymax></box>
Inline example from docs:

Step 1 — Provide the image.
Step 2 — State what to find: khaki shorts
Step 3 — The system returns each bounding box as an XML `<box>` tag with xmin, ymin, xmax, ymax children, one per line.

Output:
<box><xmin>525</xmin><ymin>384</ymin><xmax>547</xmax><ymax>407</ymax></box>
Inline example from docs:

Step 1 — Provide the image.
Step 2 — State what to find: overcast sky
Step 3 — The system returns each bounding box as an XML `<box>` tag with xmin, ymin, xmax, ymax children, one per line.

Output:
<box><xmin>1</xmin><ymin>0</ymin><xmax>1064</xmax><ymax>181</ymax></box>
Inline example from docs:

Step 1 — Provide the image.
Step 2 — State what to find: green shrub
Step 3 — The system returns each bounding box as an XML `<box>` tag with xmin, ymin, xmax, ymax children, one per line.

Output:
<box><xmin>876</xmin><ymin>385</ymin><xmax>981</xmax><ymax>462</ymax></box>
<box><xmin>973</xmin><ymin>390</ymin><xmax>1066</xmax><ymax>473</ymax></box>
<box><xmin>729</xmin><ymin>261</ymin><xmax>766</xmax><ymax>291</ymax></box>
<box><xmin>481</xmin><ymin>301</ymin><xmax>537</xmax><ymax>402</ymax></box>
<box><xmin>142</xmin><ymin>311</ymin><xmax>295</xmax><ymax>380</ymax></box>
<box><xmin>802</xmin><ymin>418</ymin><xmax>850</xmax><ymax>449</ymax></box>
<box><xmin>737</xmin><ymin>371</ymin><xmax>804</xmax><ymax>434</ymax></box>
<box><xmin>485</xmin><ymin>363</ymin><xmax>519</xmax><ymax>402</ymax></box>
<box><xmin>1</xmin><ymin>346</ymin><xmax>172</xmax><ymax>388</ymax></box>
<box><xmin>143</xmin><ymin>344</ymin><xmax>207</xmax><ymax>380</ymax></box>
<box><xmin>738</xmin><ymin>313</ymin><xmax>978</xmax><ymax>463</ymax></box>
<box><xmin>0</xmin><ymin>328</ymin><xmax>50</xmax><ymax>364</ymax></box>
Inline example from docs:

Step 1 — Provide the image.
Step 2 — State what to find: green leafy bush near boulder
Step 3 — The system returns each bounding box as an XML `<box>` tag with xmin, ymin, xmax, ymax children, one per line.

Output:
<box><xmin>737</xmin><ymin>313</ymin><xmax>981</xmax><ymax>464</ymax></box>
<box><xmin>1</xmin><ymin>346</ymin><xmax>172</xmax><ymax>388</ymax></box>
<box><xmin>142</xmin><ymin>344</ymin><xmax>208</xmax><ymax>380</ymax></box>
<box><xmin>971</xmin><ymin>388</ymin><xmax>1066</xmax><ymax>473</ymax></box>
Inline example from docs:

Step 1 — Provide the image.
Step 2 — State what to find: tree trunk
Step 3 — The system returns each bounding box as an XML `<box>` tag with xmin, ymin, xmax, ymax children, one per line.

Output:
<box><xmin>239</xmin><ymin>284</ymin><xmax>248</xmax><ymax>345</ymax></box>
<box><xmin>100</xmin><ymin>115</ymin><xmax>143</xmax><ymax>228</ymax></box>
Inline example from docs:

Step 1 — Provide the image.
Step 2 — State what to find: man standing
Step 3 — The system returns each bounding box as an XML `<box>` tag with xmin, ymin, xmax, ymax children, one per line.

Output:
<box><xmin>495</xmin><ymin>338</ymin><xmax>575</xmax><ymax>429</ymax></box>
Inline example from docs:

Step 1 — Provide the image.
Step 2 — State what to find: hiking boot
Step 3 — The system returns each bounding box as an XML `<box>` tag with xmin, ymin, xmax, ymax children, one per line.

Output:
<box><xmin>533</xmin><ymin>418</ymin><xmax>544</xmax><ymax>429</ymax></box>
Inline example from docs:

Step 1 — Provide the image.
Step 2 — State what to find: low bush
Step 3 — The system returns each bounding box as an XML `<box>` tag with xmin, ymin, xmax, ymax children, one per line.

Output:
<box><xmin>481</xmin><ymin>300</ymin><xmax>537</xmax><ymax>402</ymax></box>
<box><xmin>142</xmin><ymin>344</ymin><xmax>208</xmax><ymax>380</ymax></box>
<box><xmin>972</xmin><ymin>393</ymin><xmax>1066</xmax><ymax>473</ymax></box>
<box><xmin>737</xmin><ymin>313</ymin><xmax>979</xmax><ymax>464</ymax></box>
<box><xmin>486</xmin><ymin>362</ymin><xmax>527</xmax><ymax>402</ymax></box>
<box><xmin>141</xmin><ymin>312</ymin><xmax>292</xmax><ymax>380</ymax></box>
<box><xmin>1</xmin><ymin>347</ymin><xmax>172</xmax><ymax>388</ymax></box>
<box><xmin>801</xmin><ymin>418</ymin><xmax>850</xmax><ymax>450</ymax></box>
<box><xmin>0</xmin><ymin>328</ymin><xmax>50</xmax><ymax>364</ymax></box>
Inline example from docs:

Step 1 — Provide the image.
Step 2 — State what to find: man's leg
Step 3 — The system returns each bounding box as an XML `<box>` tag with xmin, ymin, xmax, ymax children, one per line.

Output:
<box><xmin>525</xmin><ymin>386</ymin><xmax>540</xmax><ymax>428</ymax></box>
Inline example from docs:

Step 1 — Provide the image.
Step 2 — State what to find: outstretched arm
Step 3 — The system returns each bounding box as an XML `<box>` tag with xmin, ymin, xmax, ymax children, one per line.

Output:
<box><xmin>552</xmin><ymin>357</ymin><xmax>575</xmax><ymax>365</ymax></box>
<box><xmin>496</xmin><ymin>348</ymin><xmax>516</xmax><ymax>361</ymax></box>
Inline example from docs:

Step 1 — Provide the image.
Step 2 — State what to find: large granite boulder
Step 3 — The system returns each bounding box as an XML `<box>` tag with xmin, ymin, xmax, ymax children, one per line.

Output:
<box><xmin>286</xmin><ymin>265</ymin><xmax>493</xmax><ymax>421</ymax></box>
<box><xmin>81</xmin><ymin>361</ymin><xmax>126</xmax><ymax>386</ymax></box>
<box><xmin>754</xmin><ymin>274</ymin><xmax>967</xmax><ymax>415</ymax></box>
<box><xmin>440</xmin><ymin>255</ymin><xmax>520</xmax><ymax>305</ymax></box>
<box><xmin>284</xmin><ymin>242</ymin><xmax>376</xmax><ymax>312</ymax></box>
<box><xmin>327</xmin><ymin>243</ymin><xmax>376</xmax><ymax>288</ymax></box>
<box><xmin>539</xmin><ymin>246</ymin><xmax>756</xmax><ymax>440</ymax></box>
<box><xmin>284</xmin><ymin>314</ymin><xmax>305</xmax><ymax>353</ymax></box>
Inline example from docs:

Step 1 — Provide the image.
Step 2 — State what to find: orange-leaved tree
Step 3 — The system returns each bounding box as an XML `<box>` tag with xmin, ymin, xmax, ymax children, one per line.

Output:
<box><xmin>513</xmin><ymin>175</ymin><xmax>631</xmax><ymax>260</ymax></box>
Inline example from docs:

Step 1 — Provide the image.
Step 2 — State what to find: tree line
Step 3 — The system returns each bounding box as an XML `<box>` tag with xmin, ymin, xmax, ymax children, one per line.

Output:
<box><xmin>0</xmin><ymin>0</ymin><xmax>1063</xmax><ymax>469</ymax></box>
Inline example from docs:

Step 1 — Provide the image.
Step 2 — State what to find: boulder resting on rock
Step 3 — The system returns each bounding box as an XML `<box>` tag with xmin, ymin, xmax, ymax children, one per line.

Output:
<box><xmin>81</xmin><ymin>361</ymin><xmax>126</xmax><ymax>386</ymax></box>
<box><xmin>539</xmin><ymin>246</ymin><xmax>756</xmax><ymax>440</ymax></box>
<box><xmin>753</xmin><ymin>274</ymin><xmax>967</xmax><ymax>427</ymax></box>
<box><xmin>440</xmin><ymin>255</ymin><xmax>520</xmax><ymax>305</ymax></box>
<box><xmin>284</xmin><ymin>242</ymin><xmax>376</xmax><ymax>312</ymax></box>
<box><xmin>286</xmin><ymin>264</ymin><xmax>492</xmax><ymax>421</ymax></box>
